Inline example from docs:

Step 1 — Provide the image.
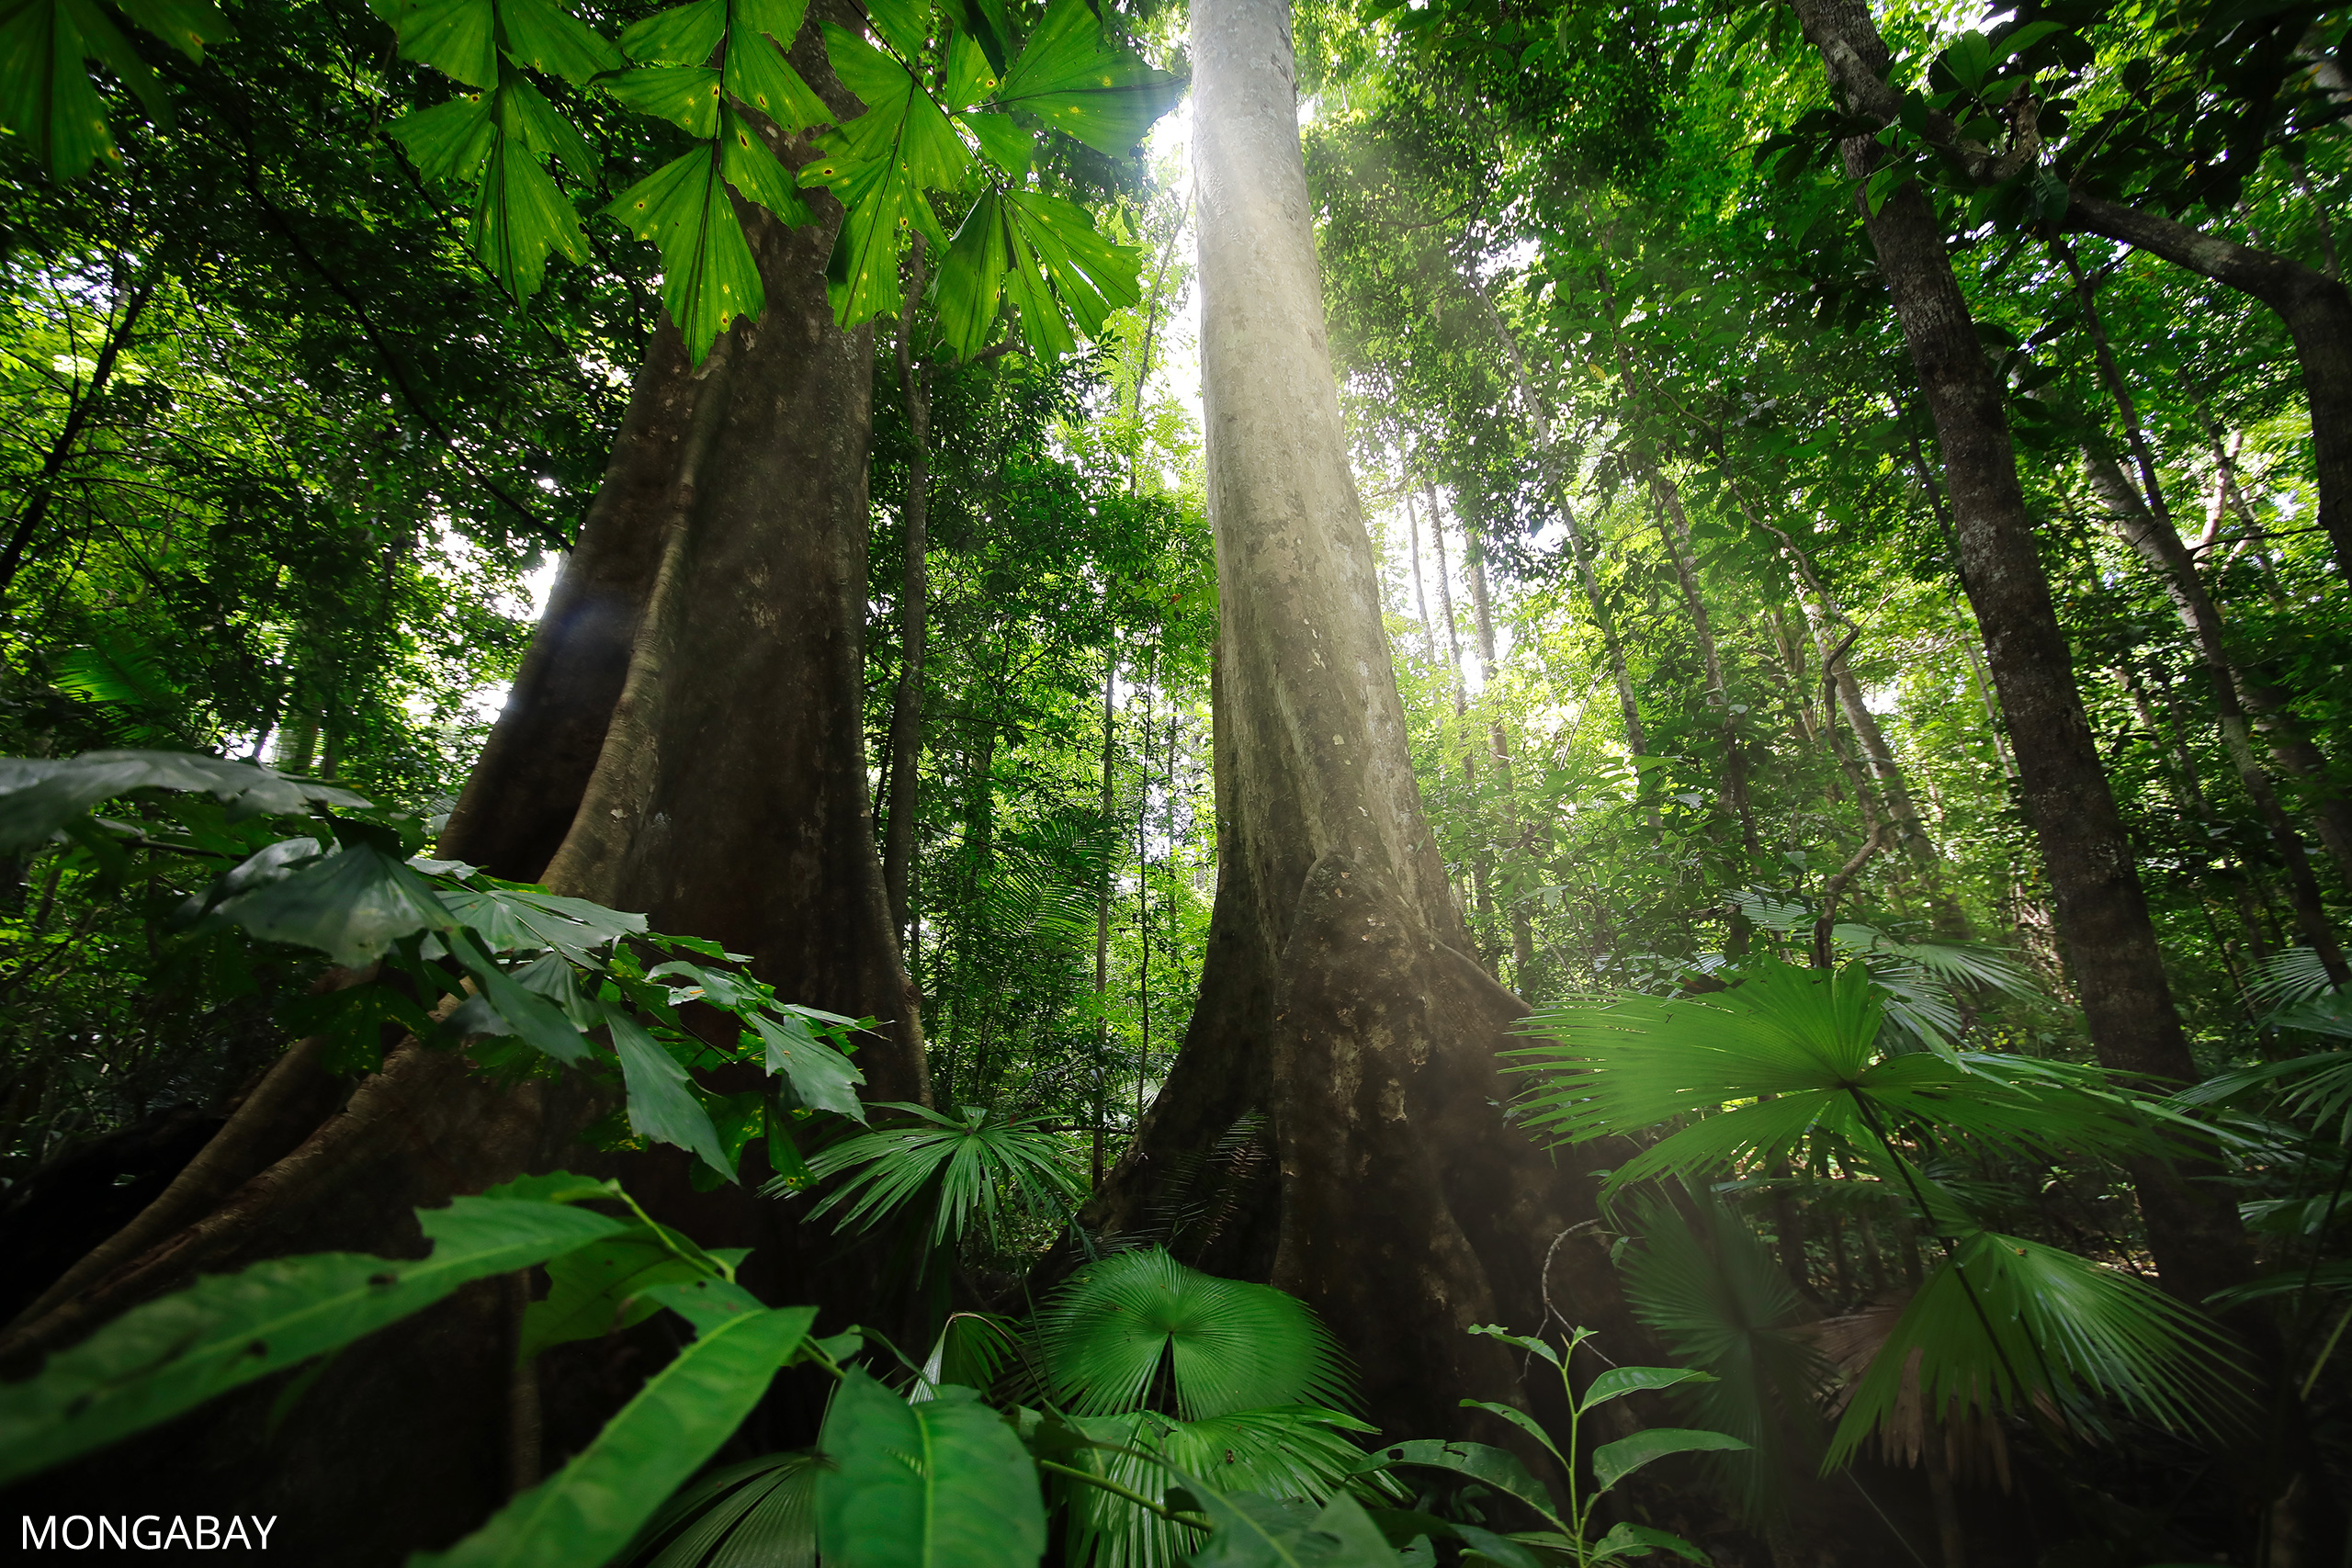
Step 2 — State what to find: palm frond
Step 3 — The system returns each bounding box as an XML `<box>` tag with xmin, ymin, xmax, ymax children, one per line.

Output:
<box><xmin>1824</xmin><ymin>1234</ymin><xmax>2245</xmax><ymax>1471</ymax></box>
<box><xmin>1060</xmin><ymin>1406</ymin><xmax>1374</xmax><ymax>1568</ymax></box>
<box><xmin>1510</xmin><ymin>959</ymin><xmax>2171</xmax><ymax>1193</ymax></box>
<box><xmin>1035</xmin><ymin>1248</ymin><xmax>1356</xmax><ymax>1420</ymax></box>
<box><xmin>2245</xmin><ymin>947</ymin><xmax>2340</xmax><ymax>1011</ymax></box>
<box><xmin>775</xmin><ymin>1103</ymin><xmax>1085</xmax><ymax>1251</ymax></box>
<box><xmin>626</xmin><ymin>1450</ymin><xmax>817</xmax><ymax>1568</ymax></box>
<box><xmin>1617</xmin><ymin>1194</ymin><xmax>1823</xmax><ymax>1519</ymax></box>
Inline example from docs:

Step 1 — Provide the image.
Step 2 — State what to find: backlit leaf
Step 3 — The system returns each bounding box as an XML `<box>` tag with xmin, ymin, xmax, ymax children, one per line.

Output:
<box><xmin>605</xmin><ymin>144</ymin><xmax>765</xmax><ymax>361</ymax></box>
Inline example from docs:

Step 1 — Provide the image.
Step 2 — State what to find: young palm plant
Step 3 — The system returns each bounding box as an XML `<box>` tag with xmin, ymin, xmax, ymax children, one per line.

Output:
<box><xmin>1510</xmin><ymin>958</ymin><xmax>2247</xmax><ymax>1472</ymax></box>
<box><xmin>1034</xmin><ymin>1247</ymin><xmax>1378</xmax><ymax>1568</ymax></box>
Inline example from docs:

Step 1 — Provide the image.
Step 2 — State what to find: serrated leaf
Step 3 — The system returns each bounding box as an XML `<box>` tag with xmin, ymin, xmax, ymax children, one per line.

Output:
<box><xmin>990</xmin><ymin>0</ymin><xmax>1179</xmax><ymax>155</ymax></box>
<box><xmin>606</xmin><ymin>62</ymin><xmax>723</xmax><ymax>134</ymax></box>
<box><xmin>933</xmin><ymin>188</ymin><xmax>1010</xmax><ymax>356</ymax></box>
<box><xmin>394</xmin><ymin>0</ymin><xmax>499</xmax><ymax>86</ymax></box>
<box><xmin>469</xmin><ymin>128</ymin><xmax>590</xmax><ymax>299</ymax></box>
<box><xmin>415</xmin><ymin>1304</ymin><xmax>814</xmax><ymax>1568</ymax></box>
<box><xmin>497</xmin><ymin>0</ymin><xmax>621</xmax><ymax>83</ymax></box>
<box><xmin>718</xmin><ymin>103</ymin><xmax>809</xmax><ymax>223</ymax></box>
<box><xmin>212</xmin><ymin>843</ymin><xmax>457</xmax><ymax>966</ymax></box>
<box><xmin>1004</xmin><ymin>188</ymin><xmax>1136</xmax><ymax>346</ymax></box>
<box><xmin>619</xmin><ymin>0</ymin><xmax>723</xmax><ymax>64</ymax></box>
<box><xmin>0</xmin><ymin>1193</ymin><xmax>622</xmax><ymax>1486</ymax></box>
<box><xmin>605</xmin><ymin>143</ymin><xmax>765</xmax><ymax>361</ymax></box>
<box><xmin>750</xmin><ymin>1010</ymin><xmax>867</xmax><ymax>1118</ymax></box>
<box><xmin>1589</xmin><ymin>1427</ymin><xmax>1747</xmax><ymax>1492</ymax></box>
<box><xmin>607</xmin><ymin>1006</ymin><xmax>737</xmax><ymax>1179</ymax></box>
<box><xmin>961</xmin><ymin>107</ymin><xmax>1028</xmax><ymax>175</ymax></box>
<box><xmin>861</xmin><ymin>0</ymin><xmax>926</xmax><ymax>58</ymax></box>
<box><xmin>498</xmin><ymin>69</ymin><xmax>595</xmax><ymax>175</ymax></box>
<box><xmin>725</xmin><ymin>24</ymin><xmax>831</xmax><ymax>133</ymax></box>
<box><xmin>392</xmin><ymin>89</ymin><xmax>499</xmax><ymax>181</ymax></box>
<box><xmin>814</xmin><ymin>1371</ymin><xmax>1046</xmax><ymax>1568</ymax></box>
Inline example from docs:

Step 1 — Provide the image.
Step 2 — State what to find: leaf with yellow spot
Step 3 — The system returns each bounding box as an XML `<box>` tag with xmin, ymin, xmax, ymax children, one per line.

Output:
<box><xmin>605</xmin><ymin>144</ymin><xmax>764</xmax><ymax>363</ymax></box>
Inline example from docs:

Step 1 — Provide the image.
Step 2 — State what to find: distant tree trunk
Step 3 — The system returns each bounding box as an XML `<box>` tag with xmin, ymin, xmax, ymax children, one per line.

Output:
<box><xmin>882</xmin><ymin>238</ymin><xmax>933</xmax><ymax>940</ymax></box>
<box><xmin>1465</xmin><ymin>536</ymin><xmax>1535</xmax><ymax>979</ymax></box>
<box><xmin>1</xmin><ymin>10</ymin><xmax>928</xmax><ymax>1558</ymax></box>
<box><xmin>1081</xmin><ymin>14</ymin><xmax>1886</xmax><ymax>1558</ymax></box>
<box><xmin>1404</xmin><ymin>481</ymin><xmax>1442</xmax><ymax>670</ymax></box>
<box><xmin>1092</xmin><ymin>641</ymin><xmax>1117</xmax><ymax>1190</ymax></box>
<box><xmin>1793</xmin><ymin>0</ymin><xmax>2256</xmax><ymax>1312</ymax></box>
<box><xmin>1423</xmin><ymin>479</ymin><xmax>1495</xmax><ymax>953</ymax></box>
<box><xmin>1650</xmin><ymin>472</ymin><xmax>1758</xmax><ymax>853</ymax></box>
<box><xmin>2059</xmin><ymin>191</ymin><xmax>2352</xmax><ymax>592</ymax></box>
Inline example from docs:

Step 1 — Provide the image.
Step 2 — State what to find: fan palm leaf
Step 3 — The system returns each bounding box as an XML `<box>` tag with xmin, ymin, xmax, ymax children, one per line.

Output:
<box><xmin>1510</xmin><ymin>959</ymin><xmax>2172</xmax><ymax>1192</ymax></box>
<box><xmin>775</xmin><ymin>1103</ymin><xmax>1085</xmax><ymax>1251</ymax></box>
<box><xmin>1035</xmin><ymin>1248</ymin><xmax>1355</xmax><ymax>1420</ymax></box>
<box><xmin>1823</xmin><ymin>1233</ymin><xmax>2245</xmax><ymax>1471</ymax></box>
<box><xmin>626</xmin><ymin>1450</ymin><xmax>816</xmax><ymax>1568</ymax></box>
<box><xmin>1059</xmin><ymin>1406</ymin><xmax>1374</xmax><ymax>1568</ymax></box>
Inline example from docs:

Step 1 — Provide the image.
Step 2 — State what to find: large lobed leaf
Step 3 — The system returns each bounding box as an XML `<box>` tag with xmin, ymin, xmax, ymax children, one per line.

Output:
<box><xmin>814</xmin><ymin>1369</ymin><xmax>1046</xmax><ymax>1568</ymax></box>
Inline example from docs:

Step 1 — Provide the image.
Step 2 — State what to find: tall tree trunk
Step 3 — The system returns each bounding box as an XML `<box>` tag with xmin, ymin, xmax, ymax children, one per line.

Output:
<box><xmin>2</xmin><ymin>11</ymin><xmax>930</xmax><ymax>1557</ymax></box>
<box><xmin>0</xmin><ymin>273</ymin><xmax>156</xmax><ymax>602</ymax></box>
<box><xmin>1425</xmin><ymin>481</ymin><xmax>1497</xmax><ymax>955</ymax></box>
<box><xmin>2058</xmin><ymin>191</ymin><xmax>2352</xmax><ymax>592</ymax></box>
<box><xmin>882</xmin><ymin>239</ymin><xmax>933</xmax><ymax>940</ymax></box>
<box><xmin>1082</xmin><ymin>20</ymin><xmax>1884</xmax><ymax>1561</ymax></box>
<box><xmin>1650</xmin><ymin>472</ymin><xmax>1758</xmax><ymax>852</ymax></box>
<box><xmin>2082</xmin><ymin>451</ymin><xmax>2349</xmax><ymax>982</ymax></box>
<box><xmin>1792</xmin><ymin>0</ymin><xmax>2256</xmax><ymax>1310</ymax></box>
<box><xmin>1092</xmin><ymin>642</ymin><xmax>1117</xmax><ymax>1190</ymax></box>
<box><xmin>1465</xmin><ymin>537</ymin><xmax>1536</xmax><ymax>979</ymax></box>
<box><xmin>1404</xmin><ymin>480</ymin><xmax>1441</xmax><ymax>670</ymax></box>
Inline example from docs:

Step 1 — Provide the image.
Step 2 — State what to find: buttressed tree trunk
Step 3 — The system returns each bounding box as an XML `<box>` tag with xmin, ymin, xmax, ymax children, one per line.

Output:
<box><xmin>1083</xmin><ymin>14</ymin><xmax>1869</xmax><ymax>1562</ymax></box>
<box><xmin>1792</xmin><ymin>0</ymin><xmax>2257</xmax><ymax>1314</ymax></box>
<box><xmin>2</xmin><ymin>7</ymin><xmax>924</xmax><ymax>1558</ymax></box>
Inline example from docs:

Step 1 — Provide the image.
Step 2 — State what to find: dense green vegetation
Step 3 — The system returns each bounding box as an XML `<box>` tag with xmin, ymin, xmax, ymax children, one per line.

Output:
<box><xmin>1</xmin><ymin>0</ymin><xmax>2349</xmax><ymax>1561</ymax></box>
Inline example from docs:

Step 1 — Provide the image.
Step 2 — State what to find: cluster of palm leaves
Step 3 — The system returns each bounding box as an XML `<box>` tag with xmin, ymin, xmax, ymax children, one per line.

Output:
<box><xmin>1510</xmin><ymin>957</ymin><xmax>2249</xmax><ymax>1491</ymax></box>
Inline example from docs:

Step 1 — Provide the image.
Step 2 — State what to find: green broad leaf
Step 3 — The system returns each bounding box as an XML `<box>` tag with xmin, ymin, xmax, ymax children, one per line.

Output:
<box><xmin>436</xmin><ymin>884</ymin><xmax>647</xmax><ymax>965</ymax></box>
<box><xmin>496</xmin><ymin>0</ymin><xmax>621</xmax><ymax>84</ymax></box>
<box><xmin>1185</xmin><ymin>1483</ymin><xmax>1402</xmax><ymax>1566</ymax></box>
<box><xmin>606</xmin><ymin>1007</ymin><xmax>738</xmax><ymax>1179</ymax></box>
<box><xmin>605</xmin><ymin>144</ymin><xmax>764</xmax><ymax>362</ymax></box>
<box><xmin>817</xmin><ymin>18</ymin><xmax>913</xmax><ymax>125</ymax></box>
<box><xmin>1466</xmin><ymin>1323</ymin><xmax>1560</xmax><ymax>1365</ymax></box>
<box><xmin>638</xmin><ymin>1274</ymin><xmax>772</xmax><ymax>1333</ymax></box>
<box><xmin>469</xmin><ymin>129</ymin><xmax>590</xmax><ymax>299</ymax></box>
<box><xmin>617</xmin><ymin>0</ymin><xmax>722</xmax><ymax>63</ymax></box>
<box><xmin>606</xmin><ymin>63</ymin><xmax>723</xmax><ymax>135</ymax></box>
<box><xmin>516</xmin><ymin>1224</ymin><xmax>744</xmax><ymax>1361</ymax></box>
<box><xmin>944</xmin><ymin>0</ymin><xmax>1012</xmax><ymax>79</ymax></box>
<box><xmin>814</xmin><ymin>1370</ymin><xmax>1046</xmax><ymax>1568</ymax></box>
<box><xmin>109</xmin><ymin>0</ymin><xmax>231</xmax><ymax>60</ymax></box>
<box><xmin>1589</xmin><ymin>1427</ymin><xmax>1747</xmax><ymax>1493</ymax></box>
<box><xmin>415</xmin><ymin>1303</ymin><xmax>815</xmax><ymax>1568</ymax></box>
<box><xmin>646</xmin><ymin>956</ymin><xmax>766</xmax><ymax>1013</ymax></box>
<box><xmin>999</xmin><ymin>201</ymin><xmax>1069</xmax><ymax>355</ymax></box>
<box><xmin>860</xmin><ymin>0</ymin><xmax>926</xmax><ymax>59</ymax></box>
<box><xmin>485</xmin><ymin>1169</ymin><xmax>625</xmax><ymax>1205</ymax></box>
<box><xmin>1939</xmin><ymin>31</ymin><xmax>1992</xmax><ymax>92</ymax></box>
<box><xmin>394</xmin><ymin>0</ymin><xmax>500</xmax><ymax>87</ymax></box>
<box><xmin>214</xmin><ymin>843</ymin><xmax>458</xmax><ymax>967</ymax></box>
<box><xmin>750</xmin><ymin>1010</ymin><xmax>866</xmax><ymax>1119</ymax></box>
<box><xmin>767</xmin><ymin>1111</ymin><xmax>816</xmax><ymax>1190</ymax></box>
<box><xmin>1349</xmin><ymin>1440</ymin><xmax>1560</xmax><ymax>1527</ymax></box>
<box><xmin>717</xmin><ymin>106</ymin><xmax>808</xmax><ymax>221</ymax></box>
<box><xmin>961</xmin><ymin>109</ymin><xmax>1029</xmax><ymax>175</ymax></box>
<box><xmin>1450</xmin><ymin>1524</ymin><xmax>1545</xmax><ymax>1568</ymax></box>
<box><xmin>1577</xmin><ymin>1365</ymin><xmax>1713</xmax><ymax>1411</ymax></box>
<box><xmin>733</xmin><ymin>0</ymin><xmax>809</xmax><ymax>50</ymax></box>
<box><xmin>1458</xmin><ymin>1399</ymin><xmax>1567</xmax><ymax>1467</ymax></box>
<box><xmin>391</xmin><ymin>90</ymin><xmax>500</xmax><ymax>182</ymax></box>
<box><xmin>1004</xmin><ymin>189</ymin><xmax>1137</xmax><ymax>344</ymax></box>
<box><xmin>0</xmin><ymin>1192</ymin><xmax>623</xmax><ymax>1486</ymax></box>
<box><xmin>450</xmin><ymin>929</ymin><xmax>593</xmax><ymax>1065</ymax></box>
<box><xmin>1590</xmin><ymin>1521</ymin><xmax>1711</xmax><ymax>1564</ymax></box>
<box><xmin>942</xmin><ymin>24</ymin><xmax>997</xmax><ymax>107</ymax></box>
<box><xmin>933</xmin><ymin>189</ymin><xmax>1010</xmax><ymax>356</ymax></box>
<box><xmin>989</xmin><ymin>0</ymin><xmax>1180</xmax><ymax>156</ymax></box>
<box><xmin>724</xmin><ymin>26</ymin><xmax>831</xmax><ymax>135</ymax></box>
<box><xmin>0</xmin><ymin>0</ymin><xmax>175</xmax><ymax>179</ymax></box>
<box><xmin>496</xmin><ymin>70</ymin><xmax>595</xmax><ymax>176</ymax></box>
<box><xmin>0</xmin><ymin>750</ymin><xmax>369</xmax><ymax>853</ymax></box>
<box><xmin>510</xmin><ymin>953</ymin><xmax>605</xmax><ymax>1026</ymax></box>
